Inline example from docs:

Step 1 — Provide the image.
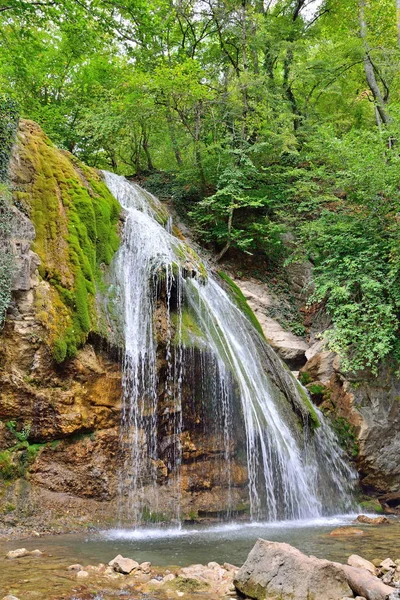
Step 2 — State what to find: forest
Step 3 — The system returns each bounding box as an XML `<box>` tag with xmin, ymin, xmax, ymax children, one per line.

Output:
<box><xmin>1</xmin><ymin>0</ymin><xmax>400</xmax><ymax>374</ymax></box>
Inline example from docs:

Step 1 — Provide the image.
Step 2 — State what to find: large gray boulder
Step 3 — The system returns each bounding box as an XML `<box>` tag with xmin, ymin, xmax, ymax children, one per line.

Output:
<box><xmin>234</xmin><ymin>539</ymin><xmax>352</xmax><ymax>600</ymax></box>
<box><xmin>234</xmin><ymin>539</ymin><xmax>395</xmax><ymax>600</ymax></box>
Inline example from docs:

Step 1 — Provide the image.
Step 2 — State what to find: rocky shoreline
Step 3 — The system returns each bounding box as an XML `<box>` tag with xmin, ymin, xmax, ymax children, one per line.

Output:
<box><xmin>1</xmin><ymin>515</ymin><xmax>399</xmax><ymax>600</ymax></box>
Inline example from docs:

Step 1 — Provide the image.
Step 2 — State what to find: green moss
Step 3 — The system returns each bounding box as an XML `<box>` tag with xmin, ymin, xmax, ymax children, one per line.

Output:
<box><xmin>217</xmin><ymin>271</ymin><xmax>265</xmax><ymax>339</ymax></box>
<box><xmin>359</xmin><ymin>499</ymin><xmax>383</xmax><ymax>514</ymax></box>
<box><xmin>170</xmin><ymin>577</ymin><xmax>208</xmax><ymax>592</ymax></box>
<box><xmin>299</xmin><ymin>371</ymin><xmax>312</xmax><ymax>385</ymax></box>
<box><xmin>0</xmin><ymin>450</ymin><xmax>19</xmax><ymax>480</ymax></box>
<box><xmin>172</xmin><ymin>307</ymin><xmax>206</xmax><ymax>348</ymax></box>
<box><xmin>15</xmin><ymin>121</ymin><xmax>121</xmax><ymax>362</ymax></box>
<box><xmin>295</xmin><ymin>381</ymin><xmax>320</xmax><ymax>430</ymax></box>
<box><xmin>328</xmin><ymin>415</ymin><xmax>359</xmax><ymax>457</ymax></box>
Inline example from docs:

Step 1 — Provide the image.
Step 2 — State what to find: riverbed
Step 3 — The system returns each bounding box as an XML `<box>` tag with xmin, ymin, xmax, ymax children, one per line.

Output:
<box><xmin>1</xmin><ymin>515</ymin><xmax>399</xmax><ymax>599</ymax></box>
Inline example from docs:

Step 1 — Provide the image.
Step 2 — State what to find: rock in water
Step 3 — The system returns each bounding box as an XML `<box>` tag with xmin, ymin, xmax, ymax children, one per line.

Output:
<box><xmin>329</xmin><ymin>527</ymin><xmax>365</xmax><ymax>536</ymax></box>
<box><xmin>233</xmin><ymin>539</ymin><xmax>353</xmax><ymax>600</ymax></box>
<box><xmin>356</xmin><ymin>515</ymin><xmax>390</xmax><ymax>525</ymax></box>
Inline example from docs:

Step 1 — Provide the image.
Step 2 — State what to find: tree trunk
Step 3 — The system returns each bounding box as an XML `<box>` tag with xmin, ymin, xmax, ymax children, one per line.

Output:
<box><xmin>359</xmin><ymin>0</ymin><xmax>391</xmax><ymax>125</ymax></box>
<box><xmin>166</xmin><ymin>103</ymin><xmax>183</xmax><ymax>167</ymax></box>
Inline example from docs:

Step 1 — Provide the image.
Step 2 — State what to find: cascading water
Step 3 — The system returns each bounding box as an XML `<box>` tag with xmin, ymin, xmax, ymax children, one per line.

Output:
<box><xmin>103</xmin><ymin>171</ymin><xmax>356</xmax><ymax>524</ymax></box>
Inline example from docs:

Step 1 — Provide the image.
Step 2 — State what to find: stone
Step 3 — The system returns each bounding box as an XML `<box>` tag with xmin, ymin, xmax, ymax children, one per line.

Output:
<box><xmin>139</xmin><ymin>561</ymin><xmax>152</xmax><ymax>573</ymax></box>
<box><xmin>6</xmin><ymin>548</ymin><xmax>29</xmax><ymax>559</ymax></box>
<box><xmin>163</xmin><ymin>573</ymin><xmax>176</xmax><ymax>582</ymax></box>
<box><xmin>2</xmin><ymin>596</ymin><xmax>21</xmax><ymax>600</ymax></box>
<box><xmin>76</xmin><ymin>570</ymin><xmax>89</xmax><ymax>579</ymax></box>
<box><xmin>342</xmin><ymin>565</ymin><xmax>395</xmax><ymax>600</ymax></box>
<box><xmin>356</xmin><ymin>515</ymin><xmax>390</xmax><ymax>525</ymax></box>
<box><xmin>348</xmin><ymin>555</ymin><xmax>376</xmax><ymax>575</ymax></box>
<box><xmin>110</xmin><ymin>555</ymin><xmax>139</xmax><ymax>574</ymax></box>
<box><xmin>380</xmin><ymin>558</ymin><xmax>396</xmax><ymax>571</ymax></box>
<box><xmin>30</xmin><ymin>549</ymin><xmax>43</xmax><ymax>556</ymax></box>
<box><xmin>382</xmin><ymin>569</ymin><xmax>395</xmax><ymax>585</ymax></box>
<box><xmin>234</xmin><ymin>539</ymin><xmax>353</xmax><ymax>600</ymax></box>
<box><xmin>329</xmin><ymin>527</ymin><xmax>365</xmax><ymax>537</ymax></box>
<box><xmin>208</xmin><ymin>561</ymin><xmax>220</xmax><ymax>569</ymax></box>
<box><xmin>223</xmin><ymin>563</ymin><xmax>239</xmax><ymax>573</ymax></box>
<box><xmin>176</xmin><ymin>592</ymin><xmax>184</xmax><ymax>597</ymax></box>
<box><xmin>67</xmin><ymin>564</ymin><xmax>83</xmax><ymax>571</ymax></box>
<box><xmin>234</xmin><ymin>278</ymin><xmax>309</xmax><ymax>369</ymax></box>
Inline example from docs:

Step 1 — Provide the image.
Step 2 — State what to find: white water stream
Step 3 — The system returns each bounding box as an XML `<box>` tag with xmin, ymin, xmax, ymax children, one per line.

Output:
<box><xmin>103</xmin><ymin>171</ymin><xmax>356</xmax><ymax>524</ymax></box>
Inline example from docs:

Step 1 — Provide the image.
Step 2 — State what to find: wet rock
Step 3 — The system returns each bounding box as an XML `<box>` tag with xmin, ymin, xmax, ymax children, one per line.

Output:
<box><xmin>109</xmin><ymin>554</ymin><xmax>139</xmax><ymax>574</ymax></box>
<box><xmin>356</xmin><ymin>515</ymin><xmax>390</xmax><ymax>525</ymax></box>
<box><xmin>234</xmin><ymin>539</ymin><xmax>353</xmax><ymax>600</ymax></box>
<box><xmin>329</xmin><ymin>527</ymin><xmax>365</xmax><ymax>537</ymax></box>
<box><xmin>348</xmin><ymin>555</ymin><xmax>376</xmax><ymax>575</ymax></box>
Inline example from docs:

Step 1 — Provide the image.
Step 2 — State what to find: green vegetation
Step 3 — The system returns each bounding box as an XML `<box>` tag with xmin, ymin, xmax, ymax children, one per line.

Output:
<box><xmin>1</xmin><ymin>0</ymin><xmax>400</xmax><ymax>373</ymax></box>
<box><xmin>359</xmin><ymin>499</ymin><xmax>383</xmax><ymax>514</ymax></box>
<box><xmin>328</xmin><ymin>416</ymin><xmax>359</xmax><ymax>458</ymax></box>
<box><xmin>172</xmin><ymin>307</ymin><xmax>206</xmax><ymax>348</ymax></box>
<box><xmin>218</xmin><ymin>271</ymin><xmax>265</xmax><ymax>339</ymax></box>
<box><xmin>170</xmin><ymin>577</ymin><xmax>208</xmax><ymax>592</ymax></box>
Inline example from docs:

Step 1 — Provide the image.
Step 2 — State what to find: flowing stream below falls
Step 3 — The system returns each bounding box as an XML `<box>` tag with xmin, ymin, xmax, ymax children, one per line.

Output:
<box><xmin>102</xmin><ymin>171</ymin><xmax>356</xmax><ymax>525</ymax></box>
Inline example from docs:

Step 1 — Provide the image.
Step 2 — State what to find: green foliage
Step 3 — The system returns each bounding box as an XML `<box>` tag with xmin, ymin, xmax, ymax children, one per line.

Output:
<box><xmin>2</xmin><ymin>0</ymin><xmax>400</xmax><ymax>374</ymax></box>
<box><xmin>0</xmin><ymin>96</ymin><xmax>18</xmax><ymax>183</ymax></box>
<box><xmin>6</xmin><ymin>420</ymin><xmax>31</xmax><ymax>442</ymax></box>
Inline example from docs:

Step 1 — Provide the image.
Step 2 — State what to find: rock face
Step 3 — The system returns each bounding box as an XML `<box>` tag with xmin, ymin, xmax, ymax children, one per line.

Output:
<box><xmin>234</xmin><ymin>539</ymin><xmax>353</xmax><ymax>600</ymax></box>
<box><xmin>0</xmin><ymin>120</ymin><xmax>250</xmax><ymax>530</ymax></box>
<box><xmin>236</xmin><ymin>278</ymin><xmax>309</xmax><ymax>369</ymax></box>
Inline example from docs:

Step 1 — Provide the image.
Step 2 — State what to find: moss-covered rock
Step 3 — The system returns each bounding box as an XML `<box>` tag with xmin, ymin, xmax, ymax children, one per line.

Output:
<box><xmin>12</xmin><ymin>120</ymin><xmax>121</xmax><ymax>361</ymax></box>
<box><xmin>217</xmin><ymin>271</ymin><xmax>265</xmax><ymax>339</ymax></box>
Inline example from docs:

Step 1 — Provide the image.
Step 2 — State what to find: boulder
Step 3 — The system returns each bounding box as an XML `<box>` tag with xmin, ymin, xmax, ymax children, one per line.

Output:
<box><xmin>109</xmin><ymin>554</ymin><xmax>139</xmax><ymax>574</ymax></box>
<box><xmin>356</xmin><ymin>515</ymin><xmax>390</xmax><ymax>525</ymax></box>
<box><xmin>233</xmin><ymin>539</ymin><xmax>353</xmax><ymax>600</ymax></box>
<box><xmin>348</xmin><ymin>555</ymin><xmax>376</xmax><ymax>575</ymax></box>
<box><xmin>329</xmin><ymin>527</ymin><xmax>365</xmax><ymax>537</ymax></box>
<box><xmin>342</xmin><ymin>565</ymin><xmax>395</xmax><ymax>600</ymax></box>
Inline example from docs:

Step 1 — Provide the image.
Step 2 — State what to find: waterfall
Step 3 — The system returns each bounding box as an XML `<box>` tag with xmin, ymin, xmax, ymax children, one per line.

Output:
<box><xmin>103</xmin><ymin>171</ymin><xmax>356</xmax><ymax>524</ymax></box>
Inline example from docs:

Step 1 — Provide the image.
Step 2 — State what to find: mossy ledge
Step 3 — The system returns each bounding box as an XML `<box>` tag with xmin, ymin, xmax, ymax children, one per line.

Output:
<box><xmin>217</xmin><ymin>271</ymin><xmax>265</xmax><ymax>339</ymax></box>
<box><xmin>12</xmin><ymin>120</ymin><xmax>121</xmax><ymax>362</ymax></box>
